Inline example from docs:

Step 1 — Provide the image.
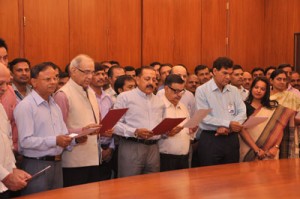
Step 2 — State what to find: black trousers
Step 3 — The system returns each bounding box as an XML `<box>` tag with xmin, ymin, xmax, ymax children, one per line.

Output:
<box><xmin>63</xmin><ymin>166</ymin><xmax>99</xmax><ymax>187</ymax></box>
<box><xmin>160</xmin><ymin>153</ymin><xmax>189</xmax><ymax>172</ymax></box>
<box><xmin>0</xmin><ymin>191</ymin><xmax>10</xmax><ymax>199</ymax></box>
<box><xmin>197</xmin><ymin>130</ymin><xmax>240</xmax><ymax>166</ymax></box>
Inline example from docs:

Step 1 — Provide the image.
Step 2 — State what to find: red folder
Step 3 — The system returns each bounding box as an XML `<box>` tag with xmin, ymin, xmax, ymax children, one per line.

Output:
<box><xmin>152</xmin><ymin>118</ymin><xmax>186</xmax><ymax>135</ymax></box>
<box><xmin>99</xmin><ymin>108</ymin><xmax>128</xmax><ymax>133</ymax></box>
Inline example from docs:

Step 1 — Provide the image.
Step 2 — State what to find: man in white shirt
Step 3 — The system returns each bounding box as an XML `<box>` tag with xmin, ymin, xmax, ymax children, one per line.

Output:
<box><xmin>0</xmin><ymin>63</ymin><xmax>30</xmax><ymax>198</ymax></box>
<box><xmin>158</xmin><ymin>74</ymin><xmax>193</xmax><ymax>171</ymax></box>
<box><xmin>114</xmin><ymin>66</ymin><xmax>165</xmax><ymax>177</ymax></box>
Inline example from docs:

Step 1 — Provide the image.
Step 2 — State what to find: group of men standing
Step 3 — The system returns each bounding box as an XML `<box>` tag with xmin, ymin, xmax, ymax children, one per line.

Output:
<box><xmin>3</xmin><ymin>34</ymin><xmax>299</xmax><ymax>198</ymax></box>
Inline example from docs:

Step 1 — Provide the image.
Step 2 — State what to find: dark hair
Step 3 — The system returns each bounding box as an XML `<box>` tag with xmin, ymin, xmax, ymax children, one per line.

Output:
<box><xmin>278</xmin><ymin>63</ymin><xmax>293</xmax><ymax>70</ymax></box>
<box><xmin>246</xmin><ymin>77</ymin><xmax>278</xmax><ymax>109</ymax></box>
<box><xmin>124</xmin><ymin>66</ymin><xmax>135</xmax><ymax>72</ymax></box>
<box><xmin>164</xmin><ymin>74</ymin><xmax>184</xmax><ymax>86</ymax></box>
<box><xmin>232</xmin><ymin>64</ymin><xmax>243</xmax><ymax>71</ymax></box>
<box><xmin>194</xmin><ymin>65</ymin><xmax>208</xmax><ymax>75</ymax></box>
<box><xmin>264</xmin><ymin>66</ymin><xmax>276</xmax><ymax>76</ymax></box>
<box><xmin>64</xmin><ymin>63</ymin><xmax>70</xmax><ymax>74</ymax></box>
<box><xmin>107</xmin><ymin>65</ymin><xmax>124</xmax><ymax>78</ymax></box>
<box><xmin>59</xmin><ymin>72</ymin><xmax>69</xmax><ymax>79</ymax></box>
<box><xmin>138</xmin><ymin>66</ymin><xmax>155</xmax><ymax>77</ymax></box>
<box><xmin>251</xmin><ymin>67</ymin><xmax>264</xmax><ymax>75</ymax></box>
<box><xmin>159</xmin><ymin>63</ymin><xmax>173</xmax><ymax>75</ymax></box>
<box><xmin>135</xmin><ymin>67</ymin><xmax>142</xmax><ymax>77</ymax></box>
<box><xmin>8</xmin><ymin>58</ymin><xmax>31</xmax><ymax>72</ymax></box>
<box><xmin>31</xmin><ymin>62</ymin><xmax>57</xmax><ymax>78</ymax></box>
<box><xmin>212</xmin><ymin>57</ymin><xmax>233</xmax><ymax>70</ymax></box>
<box><xmin>114</xmin><ymin>75</ymin><xmax>135</xmax><ymax>95</ymax></box>
<box><xmin>0</xmin><ymin>38</ymin><xmax>8</xmax><ymax>51</ymax></box>
<box><xmin>150</xmin><ymin>62</ymin><xmax>161</xmax><ymax>67</ymax></box>
<box><xmin>109</xmin><ymin>60</ymin><xmax>120</xmax><ymax>66</ymax></box>
<box><xmin>270</xmin><ymin>69</ymin><xmax>287</xmax><ymax>80</ymax></box>
<box><xmin>94</xmin><ymin>62</ymin><xmax>106</xmax><ymax>72</ymax></box>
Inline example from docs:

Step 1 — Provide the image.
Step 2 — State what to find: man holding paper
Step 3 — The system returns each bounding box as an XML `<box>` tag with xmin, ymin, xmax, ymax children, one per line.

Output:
<box><xmin>158</xmin><ymin>74</ymin><xmax>193</xmax><ymax>171</ymax></box>
<box><xmin>114</xmin><ymin>66</ymin><xmax>165</xmax><ymax>177</ymax></box>
<box><xmin>14</xmin><ymin>62</ymin><xmax>74</xmax><ymax>195</ymax></box>
<box><xmin>54</xmin><ymin>55</ymin><xmax>102</xmax><ymax>187</ymax></box>
<box><xmin>0</xmin><ymin>63</ymin><xmax>31</xmax><ymax>198</ymax></box>
<box><xmin>195</xmin><ymin>57</ymin><xmax>247</xmax><ymax>166</ymax></box>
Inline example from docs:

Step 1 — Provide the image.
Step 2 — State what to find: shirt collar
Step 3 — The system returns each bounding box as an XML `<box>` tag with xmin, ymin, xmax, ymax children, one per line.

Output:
<box><xmin>136</xmin><ymin>87</ymin><xmax>153</xmax><ymax>99</ymax></box>
<box><xmin>162</xmin><ymin>94</ymin><xmax>182</xmax><ymax>109</ymax></box>
<box><xmin>210</xmin><ymin>78</ymin><xmax>230</xmax><ymax>93</ymax></box>
<box><xmin>30</xmin><ymin>89</ymin><xmax>55</xmax><ymax>106</ymax></box>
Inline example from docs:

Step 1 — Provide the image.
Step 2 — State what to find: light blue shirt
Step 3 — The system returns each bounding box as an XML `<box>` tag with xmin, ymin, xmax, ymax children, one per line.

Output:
<box><xmin>195</xmin><ymin>78</ymin><xmax>246</xmax><ymax>131</ymax></box>
<box><xmin>14</xmin><ymin>90</ymin><xmax>69</xmax><ymax>157</ymax></box>
<box><xmin>114</xmin><ymin>87</ymin><xmax>165</xmax><ymax>139</ymax></box>
<box><xmin>93</xmin><ymin>89</ymin><xmax>115</xmax><ymax>149</ymax></box>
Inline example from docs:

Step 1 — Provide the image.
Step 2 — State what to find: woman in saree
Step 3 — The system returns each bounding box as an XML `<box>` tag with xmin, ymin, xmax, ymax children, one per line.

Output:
<box><xmin>269</xmin><ymin>69</ymin><xmax>300</xmax><ymax>158</ymax></box>
<box><xmin>239</xmin><ymin>77</ymin><xmax>295</xmax><ymax>162</ymax></box>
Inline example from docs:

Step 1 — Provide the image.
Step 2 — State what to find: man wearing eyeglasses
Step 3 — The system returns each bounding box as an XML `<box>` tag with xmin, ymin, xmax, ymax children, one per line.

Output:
<box><xmin>195</xmin><ymin>57</ymin><xmax>246</xmax><ymax>166</ymax></box>
<box><xmin>157</xmin><ymin>65</ymin><xmax>196</xmax><ymax>117</ymax></box>
<box><xmin>54</xmin><ymin>54</ymin><xmax>102</xmax><ymax>187</ymax></box>
<box><xmin>114</xmin><ymin>66</ymin><xmax>165</xmax><ymax>177</ymax></box>
<box><xmin>14</xmin><ymin>62</ymin><xmax>74</xmax><ymax>195</ymax></box>
<box><xmin>158</xmin><ymin>74</ymin><xmax>194</xmax><ymax>172</ymax></box>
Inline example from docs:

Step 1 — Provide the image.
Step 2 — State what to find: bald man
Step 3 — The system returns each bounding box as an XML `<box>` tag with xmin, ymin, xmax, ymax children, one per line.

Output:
<box><xmin>0</xmin><ymin>63</ymin><xmax>31</xmax><ymax>198</ymax></box>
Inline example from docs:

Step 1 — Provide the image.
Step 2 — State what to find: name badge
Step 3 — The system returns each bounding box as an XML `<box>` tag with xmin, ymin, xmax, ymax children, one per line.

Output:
<box><xmin>228</xmin><ymin>103</ymin><xmax>235</xmax><ymax>114</ymax></box>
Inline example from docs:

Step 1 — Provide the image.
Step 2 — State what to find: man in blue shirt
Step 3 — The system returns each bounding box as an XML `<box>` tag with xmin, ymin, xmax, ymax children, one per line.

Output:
<box><xmin>14</xmin><ymin>62</ymin><xmax>74</xmax><ymax>195</ymax></box>
<box><xmin>195</xmin><ymin>57</ymin><xmax>246</xmax><ymax>166</ymax></box>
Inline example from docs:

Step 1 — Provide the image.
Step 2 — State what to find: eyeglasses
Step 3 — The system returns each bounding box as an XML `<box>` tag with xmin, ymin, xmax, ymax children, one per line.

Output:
<box><xmin>168</xmin><ymin>85</ymin><xmax>185</xmax><ymax>95</ymax></box>
<box><xmin>75</xmin><ymin>67</ymin><xmax>94</xmax><ymax>75</ymax></box>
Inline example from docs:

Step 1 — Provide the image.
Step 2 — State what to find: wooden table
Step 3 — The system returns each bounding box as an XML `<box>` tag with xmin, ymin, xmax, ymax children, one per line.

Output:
<box><xmin>19</xmin><ymin>159</ymin><xmax>300</xmax><ymax>198</ymax></box>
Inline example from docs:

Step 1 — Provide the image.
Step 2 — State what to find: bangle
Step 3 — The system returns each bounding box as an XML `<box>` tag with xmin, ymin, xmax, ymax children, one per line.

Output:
<box><xmin>274</xmin><ymin>144</ymin><xmax>279</xmax><ymax>149</ymax></box>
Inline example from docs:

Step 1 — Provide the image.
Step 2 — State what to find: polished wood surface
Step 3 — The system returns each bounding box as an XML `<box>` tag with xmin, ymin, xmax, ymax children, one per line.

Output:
<box><xmin>19</xmin><ymin>159</ymin><xmax>300</xmax><ymax>199</ymax></box>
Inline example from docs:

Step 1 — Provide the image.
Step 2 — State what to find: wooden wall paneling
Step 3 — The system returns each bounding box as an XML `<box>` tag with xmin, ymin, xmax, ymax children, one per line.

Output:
<box><xmin>172</xmin><ymin>0</ymin><xmax>202</xmax><ymax>73</ymax></box>
<box><xmin>228</xmin><ymin>0</ymin><xmax>264</xmax><ymax>72</ymax></box>
<box><xmin>0</xmin><ymin>0</ymin><xmax>21</xmax><ymax>60</ymax></box>
<box><xmin>107</xmin><ymin>0</ymin><xmax>141</xmax><ymax>68</ymax></box>
<box><xmin>292</xmin><ymin>0</ymin><xmax>300</xmax><ymax>69</ymax></box>
<box><xmin>201</xmin><ymin>0</ymin><xmax>227</xmax><ymax>68</ymax></box>
<box><xmin>142</xmin><ymin>0</ymin><xmax>175</xmax><ymax>66</ymax></box>
<box><xmin>264</xmin><ymin>0</ymin><xmax>290</xmax><ymax>67</ymax></box>
<box><xmin>23</xmin><ymin>0</ymin><xmax>69</xmax><ymax>68</ymax></box>
<box><xmin>69</xmin><ymin>0</ymin><xmax>108</xmax><ymax>63</ymax></box>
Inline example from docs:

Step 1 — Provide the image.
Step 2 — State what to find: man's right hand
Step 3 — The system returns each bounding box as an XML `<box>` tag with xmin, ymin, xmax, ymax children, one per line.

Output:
<box><xmin>56</xmin><ymin>135</ymin><xmax>72</xmax><ymax>148</ymax></box>
<box><xmin>215</xmin><ymin>127</ymin><xmax>230</xmax><ymax>136</ymax></box>
<box><xmin>134</xmin><ymin>128</ymin><xmax>154</xmax><ymax>139</ymax></box>
<box><xmin>2</xmin><ymin>169</ymin><xmax>31</xmax><ymax>191</ymax></box>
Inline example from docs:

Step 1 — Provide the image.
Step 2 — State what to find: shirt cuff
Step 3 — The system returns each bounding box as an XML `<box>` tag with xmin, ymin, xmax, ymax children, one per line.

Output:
<box><xmin>45</xmin><ymin>136</ymin><xmax>57</xmax><ymax>148</ymax></box>
<box><xmin>0</xmin><ymin>166</ymin><xmax>10</xmax><ymax>181</ymax></box>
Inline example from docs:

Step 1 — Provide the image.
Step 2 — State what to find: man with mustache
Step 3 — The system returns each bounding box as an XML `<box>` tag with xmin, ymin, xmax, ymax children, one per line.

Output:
<box><xmin>196</xmin><ymin>57</ymin><xmax>246</xmax><ymax>166</ymax></box>
<box><xmin>114</xmin><ymin>66</ymin><xmax>165</xmax><ymax>177</ymax></box>
<box><xmin>230</xmin><ymin>65</ymin><xmax>249</xmax><ymax>101</ymax></box>
<box><xmin>90</xmin><ymin>63</ymin><xmax>114</xmax><ymax>180</ymax></box>
<box><xmin>185</xmin><ymin>74</ymin><xmax>200</xmax><ymax>95</ymax></box>
<box><xmin>194</xmin><ymin>65</ymin><xmax>211</xmax><ymax>85</ymax></box>
<box><xmin>9</xmin><ymin>58</ymin><xmax>32</xmax><ymax>102</ymax></box>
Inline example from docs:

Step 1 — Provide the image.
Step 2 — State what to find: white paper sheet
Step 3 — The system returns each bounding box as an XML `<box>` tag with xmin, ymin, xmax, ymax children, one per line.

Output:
<box><xmin>183</xmin><ymin>109</ymin><xmax>211</xmax><ymax>128</ymax></box>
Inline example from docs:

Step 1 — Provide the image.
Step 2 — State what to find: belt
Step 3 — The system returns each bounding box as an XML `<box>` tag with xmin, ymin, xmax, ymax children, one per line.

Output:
<box><xmin>24</xmin><ymin>155</ymin><xmax>62</xmax><ymax>161</ymax></box>
<box><xmin>122</xmin><ymin>137</ymin><xmax>158</xmax><ymax>145</ymax></box>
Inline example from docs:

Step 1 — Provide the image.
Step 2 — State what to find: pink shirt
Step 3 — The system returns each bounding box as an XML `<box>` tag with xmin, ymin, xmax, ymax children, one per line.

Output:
<box><xmin>0</xmin><ymin>85</ymin><xmax>18</xmax><ymax>151</ymax></box>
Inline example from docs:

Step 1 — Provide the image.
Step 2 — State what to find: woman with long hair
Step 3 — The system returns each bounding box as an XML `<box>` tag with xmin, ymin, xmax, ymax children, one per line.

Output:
<box><xmin>239</xmin><ymin>77</ymin><xmax>295</xmax><ymax>161</ymax></box>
